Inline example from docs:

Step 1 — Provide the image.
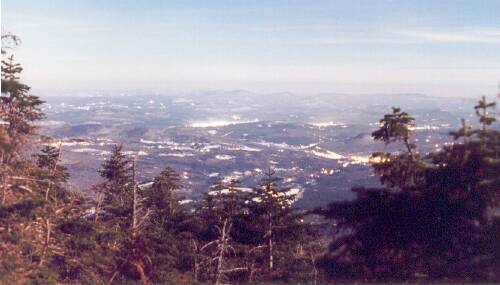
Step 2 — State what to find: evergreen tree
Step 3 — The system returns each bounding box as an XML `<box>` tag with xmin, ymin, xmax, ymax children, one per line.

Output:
<box><xmin>35</xmin><ymin>144</ymin><xmax>69</xmax><ymax>201</ymax></box>
<box><xmin>0</xmin><ymin>34</ymin><xmax>65</xmax><ymax>283</ymax></box>
<box><xmin>370</xmin><ymin>107</ymin><xmax>425</xmax><ymax>189</ymax></box>
<box><xmin>94</xmin><ymin>148</ymin><xmax>157</xmax><ymax>284</ymax></box>
<box><xmin>141</xmin><ymin>166</ymin><xmax>196</xmax><ymax>283</ymax></box>
<box><xmin>145</xmin><ymin>166</ymin><xmax>182</xmax><ymax>225</ymax></box>
<box><xmin>319</xmin><ymin>99</ymin><xmax>500</xmax><ymax>282</ymax></box>
<box><xmin>1</xmin><ymin>54</ymin><xmax>44</xmax><ymax>162</ymax></box>
<box><xmin>95</xmin><ymin>144</ymin><xmax>133</xmax><ymax>222</ymax></box>
<box><xmin>248</xmin><ymin>167</ymin><xmax>300</xmax><ymax>281</ymax></box>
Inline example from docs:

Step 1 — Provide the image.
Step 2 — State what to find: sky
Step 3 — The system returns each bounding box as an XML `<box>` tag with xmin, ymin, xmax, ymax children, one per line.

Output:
<box><xmin>2</xmin><ymin>0</ymin><xmax>500</xmax><ymax>97</ymax></box>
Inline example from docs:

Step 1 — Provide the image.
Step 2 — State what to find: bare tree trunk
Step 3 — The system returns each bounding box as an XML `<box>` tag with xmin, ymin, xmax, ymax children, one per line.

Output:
<box><xmin>248</xmin><ymin>261</ymin><xmax>256</xmax><ymax>283</ymax></box>
<box><xmin>1</xmin><ymin>175</ymin><xmax>7</xmax><ymax>205</ymax></box>
<box><xmin>192</xmin><ymin>239</ymin><xmax>200</xmax><ymax>282</ymax></box>
<box><xmin>1</xmin><ymin>166</ymin><xmax>7</xmax><ymax>205</ymax></box>
<box><xmin>38</xmin><ymin>218</ymin><xmax>51</xmax><ymax>266</ymax></box>
<box><xmin>1</xmin><ymin>186</ymin><xmax>5</xmax><ymax>205</ymax></box>
<box><xmin>268</xmin><ymin>215</ymin><xmax>274</xmax><ymax>272</ymax></box>
<box><xmin>106</xmin><ymin>270</ymin><xmax>119</xmax><ymax>285</ymax></box>
<box><xmin>45</xmin><ymin>181</ymin><xmax>52</xmax><ymax>201</ymax></box>
<box><xmin>130</xmin><ymin>158</ymin><xmax>150</xmax><ymax>283</ymax></box>
<box><xmin>45</xmin><ymin>141</ymin><xmax>62</xmax><ymax>201</ymax></box>
<box><xmin>132</xmin><ymin>158</ymin><xmax>138</xmax><ymax>238</ymax></box>
<box><xmin>215</xmin><ymin>218</ymin><xmax>229</xmax><ymax>285</ymax></box>
<box><xmin>132</xmin><ymin>260</ymin><xmax>149</xmax><ymax>285</ymax></box>
<box><xmin>310</xmin><ymin>253</ymin><xmax>318</xmax><ymax>285</ymax></box>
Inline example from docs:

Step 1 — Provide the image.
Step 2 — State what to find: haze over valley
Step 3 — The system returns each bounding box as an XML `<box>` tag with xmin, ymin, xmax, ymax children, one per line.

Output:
<box><xmin>40</xmin><ymin>90</ymin><xmax>476</xmax><ymax>207</ymax></box>
<box><xmin>3</xmin><ymin>1</ymin><xmax>499</xmax><ymax>283</ymax></box>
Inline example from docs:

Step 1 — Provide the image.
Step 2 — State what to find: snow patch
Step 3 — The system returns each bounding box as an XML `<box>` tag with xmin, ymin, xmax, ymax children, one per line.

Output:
<box><xmin>215</xmin><ymin>154</ymin><xmax>235</xmax><ymax>160</ymax></box>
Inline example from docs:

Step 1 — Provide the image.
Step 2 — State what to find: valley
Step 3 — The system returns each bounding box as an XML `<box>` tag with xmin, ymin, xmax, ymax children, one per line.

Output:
<box><xmin>40</xmin><ymin>90</ymin><xmax>476</xmax><ymax>207</ymax></box>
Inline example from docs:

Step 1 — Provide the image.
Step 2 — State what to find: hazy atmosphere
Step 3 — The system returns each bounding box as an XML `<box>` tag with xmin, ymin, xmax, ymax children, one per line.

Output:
<box><xmin>1</xmin><ymin>1</ymin><xmax>499</xmax><ymax>284</ymax></box>
<box><xmin>3</xmin><ymin>0</ymin><xmax>500</xmax><ymax>96</ymax></box>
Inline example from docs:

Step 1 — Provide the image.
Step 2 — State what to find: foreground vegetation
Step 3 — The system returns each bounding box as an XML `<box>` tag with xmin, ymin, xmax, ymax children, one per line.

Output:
<box><xmin>1</xmin><ymin>34</ymin><xmax>499</xmax><ymax>284</ymax></box>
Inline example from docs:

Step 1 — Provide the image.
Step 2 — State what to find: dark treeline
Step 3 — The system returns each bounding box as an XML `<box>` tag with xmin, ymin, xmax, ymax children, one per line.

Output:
<box><xmin>1</xmin><ymin>34</ymin><xmax>499</xmax><ymax>284</ymax></box>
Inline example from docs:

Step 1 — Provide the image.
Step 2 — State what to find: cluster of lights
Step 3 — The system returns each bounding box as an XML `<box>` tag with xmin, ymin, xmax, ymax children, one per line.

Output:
<box><xmin>320</xmin><ymin>168</ymin><xmax>336</xmax><ymax>175</ymax></box>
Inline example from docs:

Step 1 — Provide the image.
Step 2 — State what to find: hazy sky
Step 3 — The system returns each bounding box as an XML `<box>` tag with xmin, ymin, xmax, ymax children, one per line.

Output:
<box><xmin>2</xmin><ymin>0</ymin><xmax>500</xmax><ymax>96</ymax></box>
